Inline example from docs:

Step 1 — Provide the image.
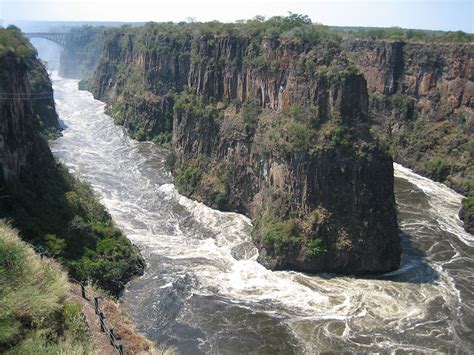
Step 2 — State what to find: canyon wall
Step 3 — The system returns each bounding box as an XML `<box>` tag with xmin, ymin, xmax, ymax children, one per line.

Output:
<box><xmin>89</xmin><ymin>22</ymin><xmax>401</xmax><ymax>274</ymax></box>
<box><xmin>343</xmin><ymin>39</ymin><xmax>473</xmax><ymax>232</ymax></box>
<box><xmin>0</xmin><ymin>27</ymin><xmax>144</xmax><ymax>294</ymax></box>
<box><xmin>0</xmin><ymin>30</ymin><xmax>56</xmax><ymax>190</ymax></box>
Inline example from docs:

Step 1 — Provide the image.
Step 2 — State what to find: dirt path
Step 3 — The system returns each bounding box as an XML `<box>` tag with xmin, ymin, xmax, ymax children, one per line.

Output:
<box><xmin>68</xmin><ymin>283</ymin><xmax>117</xmax><ymax>355</ymax></box>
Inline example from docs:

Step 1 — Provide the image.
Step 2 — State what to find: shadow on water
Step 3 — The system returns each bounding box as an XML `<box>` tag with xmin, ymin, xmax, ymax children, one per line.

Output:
<box><xmin>306</xmin><ymin>231</ymin><xmax>439</xmax><ymax>285</ymax></box>
<box><xmin>373</xmin><ymin>231</ymin><xmax>438</xmax><ymax>284</ymax></box>
<box><xmin>57</xmin><ymin>117</ymin><xmax>68</xmax><ymax>130</ymax></box>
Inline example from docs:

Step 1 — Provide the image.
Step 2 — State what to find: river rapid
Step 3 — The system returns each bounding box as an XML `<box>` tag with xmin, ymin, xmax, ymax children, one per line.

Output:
<box><xmin>49</xmin><ymin>74</ymin><xmax>473</xmax><ymax>354</ymax></box>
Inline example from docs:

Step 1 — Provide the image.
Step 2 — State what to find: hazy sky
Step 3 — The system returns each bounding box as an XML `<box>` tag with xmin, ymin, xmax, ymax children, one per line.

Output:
<box><xmin>1</xmin><ymin>0</ymin><xmax>473</xmax><ymax>32</ymax></box>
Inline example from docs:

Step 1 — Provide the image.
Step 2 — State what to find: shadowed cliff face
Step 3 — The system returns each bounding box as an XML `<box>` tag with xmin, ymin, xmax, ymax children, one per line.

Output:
<box><xmin>89</xmin><ymin>26</ymin><xmax>401</xmax><ymax>275</ymax></box>
<box><xmin>0</xmin><ymin>52</ymin><xmax>54</xmax><ymax>190</ymax></box>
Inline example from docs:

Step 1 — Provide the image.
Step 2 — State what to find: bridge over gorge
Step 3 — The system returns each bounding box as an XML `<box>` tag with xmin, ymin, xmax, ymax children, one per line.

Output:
<box><xmin>25</xmin><ymin>32</ymin><xmax>69</xmax><ymax>47</ymax></box>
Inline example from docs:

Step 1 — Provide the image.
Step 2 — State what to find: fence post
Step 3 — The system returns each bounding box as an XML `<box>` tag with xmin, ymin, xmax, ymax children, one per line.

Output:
<box><xmin>81</xmin><ymin>284</ymin><xmax>86</xmax><ymax>299</ymax></box>
<box><xmin>117</xmin><ymin>343</ymin><xmax>123</xmax><ymax>355</ymax></box>
<box><xmin>94</xmin><ymin>297</ymin><xmax>99</xmax><ymax>315</ymax></box>
<box><xmin>99</xmin><ymin>311</ymin><xmax>105</xmax><ymax>332</ymax></box>
<box><xmin>109</xmin><ymin>327</ymin><xmax>115</xmax><ymax>346</ymax></box>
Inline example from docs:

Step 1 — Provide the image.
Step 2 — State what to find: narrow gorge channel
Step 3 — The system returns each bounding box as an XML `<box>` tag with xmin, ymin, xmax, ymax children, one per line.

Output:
<box><xmin>49</xmin><ymin>73</ymin><xmax>473</xmax><ymax>353</ymax></box>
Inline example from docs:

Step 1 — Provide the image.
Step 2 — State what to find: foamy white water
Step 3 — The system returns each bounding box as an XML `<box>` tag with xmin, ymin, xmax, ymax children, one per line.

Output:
<box><xmin>50</xmin><ymin>73</ymin><xmax>473</xmax><ymax>354</ymax></box>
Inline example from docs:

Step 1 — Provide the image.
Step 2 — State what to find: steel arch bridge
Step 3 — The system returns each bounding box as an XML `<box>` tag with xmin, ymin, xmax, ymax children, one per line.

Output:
<box><xmin>25</xmin><ymin>32</ymin><xmax>69</xmax><ymax>47</ymax></box>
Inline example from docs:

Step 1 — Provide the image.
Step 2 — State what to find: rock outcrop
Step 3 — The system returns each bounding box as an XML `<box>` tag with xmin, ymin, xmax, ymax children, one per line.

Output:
<box><xmin>89</xmin><ymin>22</ymin><xmax>401</xmax><ymax>274</ymax></box>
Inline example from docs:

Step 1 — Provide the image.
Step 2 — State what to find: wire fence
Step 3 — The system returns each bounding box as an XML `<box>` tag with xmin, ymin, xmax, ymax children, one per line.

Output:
<box><xmin>27</xmin><ymin>242</ymin><xmax>125</xmax><ymax>355</ymax></box>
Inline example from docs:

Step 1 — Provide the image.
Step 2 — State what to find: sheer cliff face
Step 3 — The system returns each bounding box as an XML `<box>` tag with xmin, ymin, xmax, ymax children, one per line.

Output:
<box><xmin>91</xmin><ymin>30</ymin><xmax>401</xmax><ymax>274</ymax></box>
<box><xmin>344</xmin><ymin>40</ymin><xmax>473</xmax><ymax>190</ymax></box>
<box><xmin>0</xmin><ymin>55</ymin><xmax>53</xmax><ymax>190</ymax></box>
<box><xmin>343</xmin><ymin>39</ymin><xmax>473</xmax><ymax>234</ymax></box>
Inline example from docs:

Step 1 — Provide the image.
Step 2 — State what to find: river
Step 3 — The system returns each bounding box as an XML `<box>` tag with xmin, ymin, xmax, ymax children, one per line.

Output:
<box><xmin>49</xmin><ymin>74</ymin><xmax>473</xmax><ymax>354</ymax></box>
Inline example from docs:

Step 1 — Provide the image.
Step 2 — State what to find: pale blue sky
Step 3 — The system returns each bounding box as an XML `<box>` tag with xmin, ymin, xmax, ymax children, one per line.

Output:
<box><xmin>1</xmin><ymin>0</ymin><xmax>473</xmax><ymax>32</ymax></box>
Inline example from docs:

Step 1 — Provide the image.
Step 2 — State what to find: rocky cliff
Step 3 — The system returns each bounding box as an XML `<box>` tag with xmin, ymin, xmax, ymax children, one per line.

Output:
<box><xmin>0</xmin><ymin>29</ymin><xmax>55</xmax><ymax>191</ymax></box>
<box><xmin>89</xmin><ymin>20</ymin><xmax>401</xmax><ymax>274</ymax></box>
<box><xmin>0</xmin><ymin>26</ymin><xmax>144</xmax><ymax>294</ymax></box>
<box><xmin>343</xmin><ymin>39</ymin><xmax>473</xmax><ymax>233</ymax></box>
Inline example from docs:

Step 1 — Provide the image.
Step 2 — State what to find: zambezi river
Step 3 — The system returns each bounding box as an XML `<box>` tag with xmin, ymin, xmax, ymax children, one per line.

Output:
<box><xmin>49</xmin><ymin>74</ymin><xmax>473</xmax><ymax>354</ymax></box>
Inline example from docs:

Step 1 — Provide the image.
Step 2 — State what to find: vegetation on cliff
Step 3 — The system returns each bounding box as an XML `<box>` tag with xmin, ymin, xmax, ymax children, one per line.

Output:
<box><xmin>0</xmin><ymin>26</ymin><xmax>61</xmax><ymax>139</ymax></box>
<box><xmin>1</xmin><ymin>163</ymin><xmax>145</xmax><ymax>295</ymax></box>
<box><xmin>0</xmin><ymin>26</ymin><xmax>144</xmax><ymax>295</ymax></box>
<box><xmin>347</xmin><ymin>26</ymin><xmax>473</xmax><ymax>43</ymax></box>
<box><xmin>344</xmin><ymin>36</ymin><xmax>473</xmax><ymax>233</ymax></box>
<box><xmin>89</xmin><ymin>16</ymin><xmax>400</xmax><ymax>274</ymax></box>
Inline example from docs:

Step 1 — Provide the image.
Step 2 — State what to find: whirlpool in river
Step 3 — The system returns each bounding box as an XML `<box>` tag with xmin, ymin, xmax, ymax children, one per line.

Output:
<box><xmin>49</xmin><ymin>74</ymin><xmax>473</xmax><ymax>354</ymax></box>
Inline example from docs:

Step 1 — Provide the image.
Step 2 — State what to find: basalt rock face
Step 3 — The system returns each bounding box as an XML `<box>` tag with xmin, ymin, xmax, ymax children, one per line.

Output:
<box><xmin>0</xmin><ymin>48</ymin><xmax>54</xmax><ymax>192</ymax></box>
<box><xmin>90</xmin><ymin>27</ymin><xmax>401</xmax><ymax>274</ymax></box>
<box><xmin>343</xmin><ymin>39</ymin><xmax>473</xmax><ymax>233</ymax></box>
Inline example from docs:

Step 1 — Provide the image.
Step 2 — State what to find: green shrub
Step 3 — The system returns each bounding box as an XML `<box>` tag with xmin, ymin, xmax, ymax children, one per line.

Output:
<box><xmin>305</xmin><ymin>238</ymin><xmax>326</xmax><ymax>256</ymax></box>
<box><xmin>330</xmin><ymin>124</ymin><xmax>351</xmax><ymax>149</ymax></box>
<box><xmin>62</xmin><ymin>302</ymin><xmax>89</xmax><ymax>343</ymax></box>
<box><xmin>153</xmin><ymin>131</ymin><xmax>172</xmax><ymax>144</ymax></box>
<box><xmin>0</xmin><ymin>162</ymin><xmax>143</xmax><ymax>295</ymax></box>
<box><xmin>175</xmin><ymin>164</ymin><xmax>202</xmax><ymax>195</ymax></box>
<box><xmin>214</xmin><ymin>192</ymin><xmax>228</xmax><ymax>210</ymax></box>
<box><xmin>424</xmin><ymin>157</ymin><xmax>450</xmax><ymax>181</ymax></box>
<box><xmin>0</xmin><ymin>27</ymin><xmax>36</xmax><ymax>59</ymax></box>
<box><xmin>461</xmin><ymin>194</ymin><xmax>474</xmax><ymax>221</ymax></box>
<box><xmin>258</xmin><ymin>216</ymin><xmax>301</xmax><ymax>251</ymax></box>
<box><xmin>241</xmin><ymin>100</ymin><xmax>262</xmax><ymax>135</ymax></box>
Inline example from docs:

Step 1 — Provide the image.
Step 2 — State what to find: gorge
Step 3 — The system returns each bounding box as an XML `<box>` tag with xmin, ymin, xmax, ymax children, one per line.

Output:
<box><xmin>50</xmin><ymin>69</ymin><xmax>473</xmax><ymax>353</ymax></box>
<box><xmin>1</xmin><ymin>18</ymin><xmax>473</xmax><ymax>353</ymax></box>
<box><xmin>60</xmin><ymin>20</ymin><xmax>473</xmax><ymax>235</ymax></box>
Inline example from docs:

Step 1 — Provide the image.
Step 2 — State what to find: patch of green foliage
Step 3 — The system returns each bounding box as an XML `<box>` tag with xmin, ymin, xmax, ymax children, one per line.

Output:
<box><xmin>349</xmin><ymin>26</ymin><xmax>473</xmax><ymax>43</ymax></box>
<box><xmin>153</xmin><ymin>131</ymin><xmax>172</xmax><ymax>144</ymax></box>
<box><xmin>305</xmin><ymin>237</ymin><xmax>327</xmax><ymax>256</ymax></box>
<box><xmin>255</xmin><ymin>104</ymin><xmax>324</xmax><ymax>155</ymax></box>
<box><xmin>252</xmin><ymin>188</ymin><xmax>326</xmax><ymax>257</ymax></box>
<box><xmin>255</xmin><ymin>214</ymin><xmax>302</xmax><ymax>252</ymax></box>
<box><xmin>461</xmin><ymin>194</ymin><xmax>474</xmax><ymax>225</ymax></box>
<box><xmin>174</xmin><ymin>88</ymin><xmax>222</xmax><ymax>132</ymax></box>
<box><xmin>0</xmin><ymin>26</ymin><xmax>36</xmax><ymax>59</ymax></box>
<box><xmin>0</xmin><ymin>162</ymin><xmax>143</xmax><ymax>295</ymax></box>
<box><xmin>240</xmin><ymin>99</ymin><xmax>262</xmax><ymax>135</ymax></box>
<box><xmin>0</xmin><ymin>222</ymin><xmax>91</xmax><ymax>353</ymax></box>
<box><xmin>329</xmin><ymin>123</ymin><xmax>351</xmax><ymax>149</ymax></box>
<box><xmin>175</xmin><ymin>164</ymin><xmax>202</xmax><ymax>195</ymax></box>
<box><xmin>214</xmin><ymin>192</ymin><xmax>228</xmax><ymax>210</ymax></box>
<box><xmin>423</xmin><ymin>157</ymin><xmax>450</xmax><ymax>181</ymax></box>
<box><xmin>390</xmin><ymin>92</ymin><xmax>411</xmax><ymax>110</ymax></box>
